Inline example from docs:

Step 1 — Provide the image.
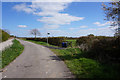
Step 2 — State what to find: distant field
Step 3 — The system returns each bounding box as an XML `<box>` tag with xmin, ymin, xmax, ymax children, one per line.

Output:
<box><xmin>66</xmin><ymin>39</ymin><xmax>77</xmax><ymax>47</ymax></box>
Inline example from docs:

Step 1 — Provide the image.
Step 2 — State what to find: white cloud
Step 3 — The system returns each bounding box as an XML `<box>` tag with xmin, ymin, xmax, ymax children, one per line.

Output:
<box><xmin>3</xmin><ymin>0</ymin><xmax>112</xmax><ymax>2</ymax></box>
<box><xmin>93</xmin><ymin>21</ymin><xmax>110</xmax><ymax>26</ymax></box>
<box><xmin>44</xmin><ymin>24</ymin><xmax>60</xmax><ymax>29</ymax></box>
<box><xmin>13</xmin><ymin>2</ymin><xmax>84</xmax><ymax>29</ymax></box>
<box><xmin>44</xmin><ymin>26</ymin><xmax>114</xmax><ymax>37</ymax></box>
<box><xmin>31</xmin><ymin>2</ymin><xmax>69</xmax><ymax>14</ymax></box>
<box><xmin>76</xmin><ymin>26</ymin><xmax>114</xmax><ymax>36</ymax></box>
<box><xmin>37</xmin><ymin>13</ymin><xmax>84</xmax><ymax>25</ymax></box>
<box><xmin>18</xmin><ymin>25</ymin><xmax>27</xmax><ymax>28</ymax></box>
<box><xmin>13</xmin><ymin>3</ymin><xmax>34</xmax><ymax>13</ymax></box>
<box><xmin>69</xmin><ymin>25</ymin><xmax>88</xmax><ymax>30</ymax></box>
<box><xmin>69</xmin><ymin>28</ymin><xmax>76</xmax><ymax>30</ymax></box>
<box><xmin>79</xmin><ymin>25</ymin><xmax>87</xmax><ymax>28</ymax></box>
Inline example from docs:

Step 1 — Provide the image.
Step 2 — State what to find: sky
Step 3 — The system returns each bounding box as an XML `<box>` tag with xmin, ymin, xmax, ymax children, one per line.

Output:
<box><xmin>2</xmin><ymin>1</ymin><xmax>116</xmax><ymax>37</ymax></box>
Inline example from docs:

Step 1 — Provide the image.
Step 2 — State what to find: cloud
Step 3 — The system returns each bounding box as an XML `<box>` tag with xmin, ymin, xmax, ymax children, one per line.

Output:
<box><xmin>13</xmin><ymin>3</ymin><xmax>34</xmax><ymax>13</ymax></box>
<box><xmin>3</xmin><ymin>0</ymin><xmax>112</xmax><ymax>2</ymax></box>
<box><xmin>44</xmin><ymin>24</ymin><xmax>60</xmax><ymax>29</ymax></box>
<box><xmin>69</xmin><ymin>28</ymin><xmax>76</xmax><ymax>30</ymax></box>
<box><xmin>18</xmin><ymin>25</ymin><xmax>27</xmax><ymax>28</ymax></box>
<box><xmin>45</xmin><ymin>26</ymin><xmax>114</xmax><ymax>37</ymax></box>
<box><xmin>79</xmin><ymin>25</ymin><xmax>88</xmax><ymax>28</ymax></box>
<box><xmin>13</xmin><ymin>2</ymin><xmax>84</xmax><ymax>29</ymax></box>
<box><xmin>69</xmin><ymin>25</ymin><xmax>88</xmax><ymax>30</ymax></box>
<box><xmin>93</xmin><ymin>21</ymin><xmax>110</xmax><ymax>26</ymax></box>
<box><xmin>37</xmin><ymin>14</ymin><xmax>84</xmax><ymax>25</ymax></box>
<box><xmin>76</xmin><ymin>26</ymin><xmax>114</xmax><ymax>36</ymax></box>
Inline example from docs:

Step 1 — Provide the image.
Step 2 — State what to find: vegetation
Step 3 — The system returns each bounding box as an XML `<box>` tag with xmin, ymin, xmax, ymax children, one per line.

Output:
<box><xmin>24</xmin><ymin>39</ymin><xmax>58</xmax><ymax>48</ymax></box>
<box><xmin>22</xmin><ymin>35</ymin><xmax>120</xmax><ymax>78</ymax></box>
<box><xmin>76</xmin><ymin>36</ymin><xmax>120</xmax><ymax>63</ymax></box>
<box><xmin>1</xmin><ymin>39</ymin><xmax>24</xmax><ymax>68</ymax></box>
<box><xmin>102</xmin><ymin>1</ymin><xmax>120</xmax><ymax>36</ymax></box>
<box><xmin>51</xmin><ymin>48</ymin><xmax>120</xmax><ymax>78</ymax></box>
<box><xmin>0</xmin><ymin>29</ymin><xmax>10</xmax><ymax>42</ymax></box>
<box><xmin>66</xmin><ymin>39</ymin><xmax>77</xmax><ymax>47</ymax></box>
<box><xmin>26</xmin><ymin>37</ymin><xmax>66</xmax><ymax>46</ymax></box>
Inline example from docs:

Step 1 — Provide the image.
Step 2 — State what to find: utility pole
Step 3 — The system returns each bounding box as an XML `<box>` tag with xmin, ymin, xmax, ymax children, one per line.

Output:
<box><xmin>47</xmin><ymin>33</ymin><xmax>50</xmax><ymax>45</ymax></box>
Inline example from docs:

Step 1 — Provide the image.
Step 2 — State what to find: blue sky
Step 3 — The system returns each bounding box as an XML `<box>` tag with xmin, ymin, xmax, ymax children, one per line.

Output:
<box><xmin>2</xmin><ymin>2</ymin><xmax>115</xmax><ymax>37</ymax></box>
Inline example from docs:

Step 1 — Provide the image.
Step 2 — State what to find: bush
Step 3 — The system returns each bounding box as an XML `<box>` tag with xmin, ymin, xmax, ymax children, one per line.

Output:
<box><xmin>76</xmin><ymin>36</ymin><xmax>97</xmax><ymax>51</ymax></box>
<box><xmin>26</xmin><ymin>37</ymin><xmax>66</xmax><ymax>46</ymax></box>
<box><xmin>87</xmin><ymin>37</ymin><xmax>120</xmax><ymax>63</ymax></box>
<box><xmin>0</xmin><ymin>29</ymin><xmax>10</xmax><ymax>42</ymax></box>
<box><xmin>76</xmin><ymin>36</ymin><xmax>120</xmax><ymax>63</ymax></box>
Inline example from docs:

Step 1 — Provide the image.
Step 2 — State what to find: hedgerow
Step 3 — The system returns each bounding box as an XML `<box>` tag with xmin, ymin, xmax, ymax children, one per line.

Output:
<box><xmin>76</xmin><ymin>36</ymin><xmax>120</xmax><ymax>63</ymax></box>
<box><xmin>26</xmin><ymin>37</ymin><xmax>66</xmax><ymax>46</ymax></box>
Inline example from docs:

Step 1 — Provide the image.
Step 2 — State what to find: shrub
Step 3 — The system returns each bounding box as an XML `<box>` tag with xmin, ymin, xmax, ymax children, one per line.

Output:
<box><xmin>76</xmin><ymin>36</ymin><xmax>97</xmax><ymax>51</ymax></box>
<box><xmin>76</xmin><ymin>36</ymin><xmax>120</xmax><ymax>63</ymax></box>
<box><xmin>87</xmin><ymin>37</ymin><xmax>120</xmax><ymax>63</ymax></box>
<box><xmin>0</xmin><ymin>29</ymin><xmax>10</xmax><ymax>42</ymax></box>
<box><xmin>26</xmin><ymin>37</ymin><xmax>66</xmax><ymax>46</ymax></box>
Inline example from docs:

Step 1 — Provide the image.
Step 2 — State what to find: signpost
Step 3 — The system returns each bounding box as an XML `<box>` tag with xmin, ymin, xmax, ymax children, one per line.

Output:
<box><xmin>47</xmin><ymin>33</ymin><xmax>50</xmax><ymax>45</ymax></box>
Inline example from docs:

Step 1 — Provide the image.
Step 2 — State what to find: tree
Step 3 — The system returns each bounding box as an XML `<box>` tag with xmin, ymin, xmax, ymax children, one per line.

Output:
<box><xmin>102</xmin><ymin>1</ymin><xmax>120</xmax><ymax>36</ymax></box>
<box><xmin>30</xmin><ymin>29</ymin><xmax>41</xmax><ymax>38</ymax></box>
<box><xmin>88</xmin><ymin>34</ymin><xmax>94</xmax><ymax>37</ymax></box>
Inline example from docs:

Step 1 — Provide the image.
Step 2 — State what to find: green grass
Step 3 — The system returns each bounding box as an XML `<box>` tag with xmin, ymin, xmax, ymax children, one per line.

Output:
<box><xmin>66</xmin><ymin>39</ymin><xmax>77</xmax><ymax>47</ymax></box>
<box><xmin>1</xmin><ymin>39</ymin><xmax>24</xmax><ymax>69</ymax></box>
<box><xmin>51</xmin><ymin>48</ymin><xmax>120</xmax><ymax>78</ymax></box>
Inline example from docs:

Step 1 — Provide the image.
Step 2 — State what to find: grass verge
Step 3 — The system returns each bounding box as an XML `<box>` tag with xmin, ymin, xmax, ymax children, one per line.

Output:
<box><xmin>1</xmin><ymin>39</ymin><xmax>24</xmax><ymax>69</ymax></box>
<box><xmin>51</xmin><ymin>48</ymin><xmax>120</xmax><ymax>78</ymax></box>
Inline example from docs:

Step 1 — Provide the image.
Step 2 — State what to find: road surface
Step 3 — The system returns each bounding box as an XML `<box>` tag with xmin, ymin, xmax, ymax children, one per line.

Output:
<box><xmin>2</xmin><ymin>39</ymin><xmax>75</xmax><ymax>78</ymax></box>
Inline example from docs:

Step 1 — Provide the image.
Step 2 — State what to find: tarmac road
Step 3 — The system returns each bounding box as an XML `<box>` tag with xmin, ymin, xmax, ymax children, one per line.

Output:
<box><xmin>2</xmin><ymin>39</ymin><xmax>75</xmax><ymax>78</ymax></box>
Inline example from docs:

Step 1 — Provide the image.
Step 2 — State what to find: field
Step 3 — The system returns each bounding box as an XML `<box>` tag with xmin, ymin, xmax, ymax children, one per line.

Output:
<box><xmin>66</xmin><ymin>39</ymin><xmax>77</xmax><ymax>47</ymax></box>
<box><xmin>1</xmin><ymin>39</ymin><xmax>24</xmax><ymax>68</ymax></box>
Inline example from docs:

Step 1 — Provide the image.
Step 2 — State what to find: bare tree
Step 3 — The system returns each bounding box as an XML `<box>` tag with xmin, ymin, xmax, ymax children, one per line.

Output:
<box><xmin>102</xmin><ymin>1</ymin><xmax>120</xmax><ymax>36</ymax></box>
<box><xmin>30</xmin><ymin>29</ymin><xmax>41</xmax><ymax>38</ymax></box>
